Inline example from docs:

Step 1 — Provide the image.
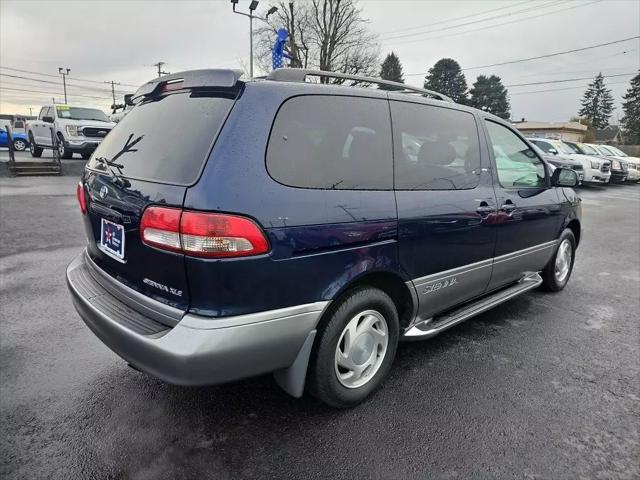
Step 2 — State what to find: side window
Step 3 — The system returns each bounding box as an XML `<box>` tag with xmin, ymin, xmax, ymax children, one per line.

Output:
<box><xmin>266</xmin><ymin>96</ymin><xmax>392</xmax><ymax>190</ymax></box>
<box><xmin>486</xmin><ymin>121</ymin><xmax>547</xmax><ymax>189</ymax></box>
<box><xmin>38</xmin><ymin>107</ymin><xmax>48</xmax><ymax>120</ymax></box>
<box><xmin>390</xmin><ymin>101</ymin><xmax>481</xmax><ymax>190</ymax></box>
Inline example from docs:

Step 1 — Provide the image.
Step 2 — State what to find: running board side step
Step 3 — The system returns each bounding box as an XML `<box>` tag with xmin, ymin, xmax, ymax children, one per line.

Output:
<box><xmin>403</xmin><ymin>273</ymin><xmax>543</xmax><ymax>340</ymax></box>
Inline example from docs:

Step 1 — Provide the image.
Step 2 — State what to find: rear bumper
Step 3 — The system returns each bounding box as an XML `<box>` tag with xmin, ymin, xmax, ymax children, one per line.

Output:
<box><xmin>66</xmin><ymin>251</ymin><xmax>327</xmax><ymax>386</ymax></box>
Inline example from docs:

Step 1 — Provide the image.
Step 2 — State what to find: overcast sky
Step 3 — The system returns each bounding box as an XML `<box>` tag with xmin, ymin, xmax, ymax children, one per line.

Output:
<box><xmin>1</xmin><ymin>0</ymin><xmax>639</xmax><ymax>122</ymax></box>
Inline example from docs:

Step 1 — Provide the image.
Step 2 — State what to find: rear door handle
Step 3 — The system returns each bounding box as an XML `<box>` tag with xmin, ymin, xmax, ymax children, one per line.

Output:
<box><xmin>501</xmin><ymin>203</ymin><xmax>517</xmax><ymax>213</ymax></box>
<box><xmin>476</xmin><ymin>205</ymin><xmax>495</xmax><ymax>216</ymax></box>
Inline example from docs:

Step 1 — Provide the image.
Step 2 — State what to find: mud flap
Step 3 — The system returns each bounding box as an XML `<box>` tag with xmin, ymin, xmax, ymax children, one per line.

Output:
<box><xmin>273</xmin><ymin>330</ymin><xmax>316</xmax><ymax>398</ymax></box>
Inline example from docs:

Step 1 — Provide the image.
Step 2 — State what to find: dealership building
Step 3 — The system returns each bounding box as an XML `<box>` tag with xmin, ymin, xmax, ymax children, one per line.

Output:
<box><xmin>512</xmin><ymin>120</ymin><xmax>588</xmax><ymax>142</ymax></box>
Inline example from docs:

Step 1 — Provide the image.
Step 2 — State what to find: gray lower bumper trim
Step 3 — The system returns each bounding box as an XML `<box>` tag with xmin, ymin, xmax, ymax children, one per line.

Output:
<box><xmin>66</xmin><ymin>251</ymin><xmax>328</xmax><ymax>386</ymax></box>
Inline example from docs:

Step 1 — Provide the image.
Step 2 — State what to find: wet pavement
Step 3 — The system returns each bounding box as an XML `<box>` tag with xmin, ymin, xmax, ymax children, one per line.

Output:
<box><xmin>1</xmin><ymin>174</ymin><xmax>638</xmax><ymax>479</ymax></box>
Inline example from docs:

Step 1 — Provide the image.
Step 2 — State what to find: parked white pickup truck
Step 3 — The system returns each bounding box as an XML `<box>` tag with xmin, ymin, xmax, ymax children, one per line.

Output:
<box><xmin>27</xmin><ymin>104</ymin><xmax>115</xmax><ymax>159</ymax></box>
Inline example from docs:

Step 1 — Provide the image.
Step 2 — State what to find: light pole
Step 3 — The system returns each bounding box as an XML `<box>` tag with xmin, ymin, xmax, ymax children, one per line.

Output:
<box><xmin>58</xmin><ymin>67</ymin><xmax>70</xmax><ymax>104</ymax></box>
<box><xmin>231</xmin><ymin>0</ymin><xmax>278</xmax><ymax>79</ymax></box>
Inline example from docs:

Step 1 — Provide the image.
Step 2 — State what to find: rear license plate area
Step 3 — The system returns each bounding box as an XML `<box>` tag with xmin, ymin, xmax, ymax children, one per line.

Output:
<box><xmin>99</xmin><ymin>218</ymin><xmax>125</xmax><ymax>261</ymax></box>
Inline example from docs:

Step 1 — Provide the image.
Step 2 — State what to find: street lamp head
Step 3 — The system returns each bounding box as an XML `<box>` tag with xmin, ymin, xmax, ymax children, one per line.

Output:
<box><xmin>266</xmin><ymin>6</ymin><xmax>278</xmax><ymax>17</ymax></box>
<box><xmin>230</xmin><ymin>0</ymin><xmax>238</xmax><ymax>4</ymax></box>
<box><xmin>58</xmin><ymin>67</ymin><xmax>63</xmax><ymax>74</ymax></box>
<box><xmin>249</xmin><ymin>0</ymin><xmax>259</xmax><ymax>11</ymax></box>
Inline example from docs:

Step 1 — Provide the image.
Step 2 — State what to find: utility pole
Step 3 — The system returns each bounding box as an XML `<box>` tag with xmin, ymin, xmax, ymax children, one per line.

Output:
<box><xmin>105</xmin><ymin>80</ymin><xmax>121</xmax><ymax>111</ymax></box>
<box><xmin>29</xmin><ymin>107</ymin><xmax>33</xmax><ymax>116</ymax></box>
<box><xmin>58</xmin><ymin>67</ymin><xmax>70</xmax><ymax>103</ymax></box>
<box><xmin>154</xmin><ymin>62</ymin><xmax>169</xmax><ymax>78</ymax></box>
<box><xmin>231</xmin><ymin>1</ymin><xmax>278</xmax><ymax>79</ymax></box>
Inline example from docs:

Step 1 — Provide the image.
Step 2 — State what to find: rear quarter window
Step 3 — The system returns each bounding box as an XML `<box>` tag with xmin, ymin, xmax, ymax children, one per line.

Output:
<box><xmin>266</xmin><ymin>95</ymin><xmax>393</xmax><ymax>190</ymax></box>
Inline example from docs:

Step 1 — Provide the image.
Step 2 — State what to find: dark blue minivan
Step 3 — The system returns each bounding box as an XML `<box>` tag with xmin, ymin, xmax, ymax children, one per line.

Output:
<box><xmin>67</xmin><ymin>69</ymin><xmax>581</xmax><ymax>407</ymax></box>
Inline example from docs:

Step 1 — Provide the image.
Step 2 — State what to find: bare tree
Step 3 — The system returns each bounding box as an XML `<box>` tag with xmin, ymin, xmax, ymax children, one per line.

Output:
<box><xmin>256</xmin><ymin>0</ymin><xmax>379</xmax><ymax>83</ymax></box>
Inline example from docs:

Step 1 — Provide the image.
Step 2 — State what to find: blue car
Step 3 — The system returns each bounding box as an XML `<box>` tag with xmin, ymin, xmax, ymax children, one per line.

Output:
<box><xmin>0</xmin><ymin>128</ymin><xmax>29</xmax><ymax>151</ymax></box>
<box><xmin>66</xmin><ymin>69</ymin><xmax>581</xmax><ymax>407</ymax></box>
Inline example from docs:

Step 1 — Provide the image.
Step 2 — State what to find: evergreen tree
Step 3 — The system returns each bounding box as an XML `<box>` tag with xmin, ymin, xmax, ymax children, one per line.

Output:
<box><xmin>378</xmin><ymin>52</ymin><xmax>404</xmax><ymax>90</ymax></box>
<box><xmin>578</xmin><ymin>73</ymin><xmax>614</xmax><ymax>130</ymax></box>
<box><xmin>468</xmin><ymin>75</ymin><xmax>510</xmax><ymax>119</ymax></box>
<box><xmin>424</xmin><ymin>58</ymin><xmax>467</xmax><ymax>103</ymax></box>
<box><xmin>620</xmin><ymin>71</ymin><xmax>640</xmax><ymax>144</ymax></box>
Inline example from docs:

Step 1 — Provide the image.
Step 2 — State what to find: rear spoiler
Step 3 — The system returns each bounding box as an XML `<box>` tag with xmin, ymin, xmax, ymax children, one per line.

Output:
<box><xmin>131</xmin><ymin>69</ymin><xmax>244</xmax><ymax>103</ymax></box>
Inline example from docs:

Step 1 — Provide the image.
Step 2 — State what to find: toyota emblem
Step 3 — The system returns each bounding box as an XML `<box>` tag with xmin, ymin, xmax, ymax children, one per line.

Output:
<box><xmin>99</xmin><ymin>186</ymin><xmax>108</xmax><ymax>199</ymax></box>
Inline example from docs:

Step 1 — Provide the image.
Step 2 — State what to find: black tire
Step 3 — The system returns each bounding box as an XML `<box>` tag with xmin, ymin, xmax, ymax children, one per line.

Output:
<box><xmin>12</xmin><ymin>138</ymin><xmax>27</xmax><ymax>151</ymax></box>
<box><xmin>81</xmin><ymin>152</ymin><xmax>92</xmax><ymax>160</ymax></box>
<box><xmin>540</xmin><ymin>229</ymin><xmax>576</xmax><ymax>292</ymax></box>
<box><xmin>57</xmin><ymin>134</ymin><xmax>73</xmax><ymax>159</ymax></box>
<box><xmin>307</xmin><ymin>286</ymin><xmax>399</xmax><ymax>408</ymax></box>
<box><xmin>29</xmin><ymin>133</ymin><xmax>43</xmax><ymax>157</ymax></box>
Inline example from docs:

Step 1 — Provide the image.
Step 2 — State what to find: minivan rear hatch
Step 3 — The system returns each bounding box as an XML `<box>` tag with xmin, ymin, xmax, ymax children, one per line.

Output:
<box><xmin>81</xmin><ymin>70</ymin><xmax>242</xmax><ymax>312</ymax></box>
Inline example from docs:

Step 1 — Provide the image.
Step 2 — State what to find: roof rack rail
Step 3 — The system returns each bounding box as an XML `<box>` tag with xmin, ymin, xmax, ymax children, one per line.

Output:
<box><xmin>266</xmin><ymin>69</ymin><xmax>453</xmax><ymax>103</ymax></box>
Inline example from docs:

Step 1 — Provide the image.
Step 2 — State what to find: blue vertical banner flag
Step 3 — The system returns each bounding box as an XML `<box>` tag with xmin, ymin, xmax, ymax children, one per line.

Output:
<box><xmin>272</xmin><ymin>28</ymin><xmax>292</xmax><ymax>70</ymax></box>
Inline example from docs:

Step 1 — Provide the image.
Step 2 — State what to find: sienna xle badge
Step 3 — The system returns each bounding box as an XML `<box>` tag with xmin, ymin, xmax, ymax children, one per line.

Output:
<box><xmin>67</xmin><ymin>69</ymin><xmax>581</xmax><ymax>408</ymax></box>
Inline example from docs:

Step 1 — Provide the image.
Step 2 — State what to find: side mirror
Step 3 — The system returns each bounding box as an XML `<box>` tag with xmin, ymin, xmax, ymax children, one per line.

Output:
<box><xmin>42</xmin><ymin>116</ymin><xmax>54</xmax><ymax>123</ymax></box>
<box><xmin>548</xmin><ymin>148</ymin><xmax>558</xmax><ymax>155</ymax></box>
<box><xmin>552</xmin><ymin>167</ymin><xmax>578</xmax><ymax>187</ymax></box>
<box><xmin>124</xmin><ymin>94</ymin><xmax>134</xmax><ymax>106</ymax></box>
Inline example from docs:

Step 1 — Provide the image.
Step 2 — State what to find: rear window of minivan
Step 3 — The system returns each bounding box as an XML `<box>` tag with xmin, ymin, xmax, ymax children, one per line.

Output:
<box><xmin>266</xmin><ymin>95</ymin><xmax>393</xmax><ymax>190</ymax></box>
<box><xmin>87</xmin><ymin>91</ymin><xmax>234</xmax><ymax>185</ymax></box>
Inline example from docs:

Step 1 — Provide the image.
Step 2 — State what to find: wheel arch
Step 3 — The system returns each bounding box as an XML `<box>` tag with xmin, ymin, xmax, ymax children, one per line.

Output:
<box><xmin>564</xmin><ymin>218</ymin><xmax>581</xmax><ymax>247</ymax></box>
<box><xmin>322</xmin><ymin>270</ymin><xmax>417</xmax><ymax>331</ymax></box>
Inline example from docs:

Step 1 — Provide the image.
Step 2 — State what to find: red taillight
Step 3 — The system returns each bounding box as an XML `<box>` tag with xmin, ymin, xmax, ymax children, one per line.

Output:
<box><xmin>139</xmin><ymin>207</ymin><xmax>269</xmax><ymax>258</ymax></box>
<box><xmin>180</xmin><ymin>211</ymin><xmax>270</xmax><ymax>258</ymax></box>
<box><xmin>139</xmin><ymin>206</ymin><xmax>182</xmax><ymax>252</ymax></box>
<box><xmin>76</xmin><ymin>182</ymin><xmax>87</xmax><ymax>214</ymax></box>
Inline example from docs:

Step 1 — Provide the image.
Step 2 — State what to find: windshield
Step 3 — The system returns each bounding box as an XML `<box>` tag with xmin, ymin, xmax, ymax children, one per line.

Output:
<box><xmin>609</xmin><ymin>146</ymin><xmax>627</xmax><ymax>156</ymax></box>
<box><xmin>596</xmin><ymin>145</ymin><xmax>616</xmax><ymax>156</ymax></box>
<box><xmin>552</xmin><ymin>141</ymin><xmax>575</xmax><ymax>155</ymax></box>
<box><xmin>56</xmin><ymin>106</ymin><xmax>109</xmax><ymax>122</ymax></box>
<box><xmin>564</xmin><ymin>142</ymin><xmax>581</xmax><ymax>154</ymax></box>
<box><xmin>577</xmin><ymin>143</ymin><xmax>598</xmax><ymax>155</ymax></box>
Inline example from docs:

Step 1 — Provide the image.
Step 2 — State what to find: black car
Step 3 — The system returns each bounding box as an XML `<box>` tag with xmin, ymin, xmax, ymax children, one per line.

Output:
<box><xmin>66</xmin><ymin>69</ymin><xmax>582</xmax><ymax>408</ymax></box>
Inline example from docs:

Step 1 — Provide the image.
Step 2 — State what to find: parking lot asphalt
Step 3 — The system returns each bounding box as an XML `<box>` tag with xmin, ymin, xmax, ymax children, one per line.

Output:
<box><xmin>0</xmin><ymin>170</ymin><xmax>638</xmax><ymax>480</ymax></box>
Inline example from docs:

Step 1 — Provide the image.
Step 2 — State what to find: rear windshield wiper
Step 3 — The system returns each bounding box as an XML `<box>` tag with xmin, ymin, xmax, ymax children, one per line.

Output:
<box><xmin>93</xmin><ymin>156</ymin><xmax>128</xmax><ymax>187</ymax></box>
<box><xmin>94</xmin><ymin>156</ymin><xmax>124</xmax><ymax>169</ymax></box>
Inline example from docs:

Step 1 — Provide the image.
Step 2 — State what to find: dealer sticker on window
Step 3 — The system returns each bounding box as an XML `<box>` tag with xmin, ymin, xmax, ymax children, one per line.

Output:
<box><xmin>100</xmin><ymin>218</ymin><xmax>125</xmax><ymax>260</ymax></box>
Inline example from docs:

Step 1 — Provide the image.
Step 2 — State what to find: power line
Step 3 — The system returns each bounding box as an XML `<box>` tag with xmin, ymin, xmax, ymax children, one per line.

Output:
<box><xmin>0</xmin><ymin>87</ymin><xmax>112</xmax><ymax>100</ymax></box>
<box><xmin>509</xmin><ymin>49</ymin><xmax>638</xmax><ymax>79</ymax></box>
<box><xmin>510</xmin><ymin>79</ymin><xmax>630</xmax><ymax>96</ymax></box>
<box><xmin>0</xmin><ymin>73</ymin><xmax>133</xmax><ymax>95</ymax></box>
<box><xmin>405</xmin><ymin>36</ymin><xmax>639</xmax><ymax>78</ymax></box>
<box><xmin>0</xmin><ymin>66</ymin><xmax>139</xmax><ymax>87</ymax></box>
<box><xmin>378</xmin><ymin>0</ymin><xmax>532</xmax><ymax>36</ymax></box>
<box><xmin>464</xmin><ymin>36</ymin><xmax>640</xmax><ymax>71</ymax></box>
<box><xmin>397</xmin><ymin>0</ymin><xmax>602</xmax><ymax>51</ymax></box>
<box><xmin>382</xmin><ymin>0</ymin><xmax>562</xmax><ymax>41</ymax></box>
<box><xmin>506</xmin><ymin>72</ymin><xmax>636</xmax><ymax>88</ymax></box>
